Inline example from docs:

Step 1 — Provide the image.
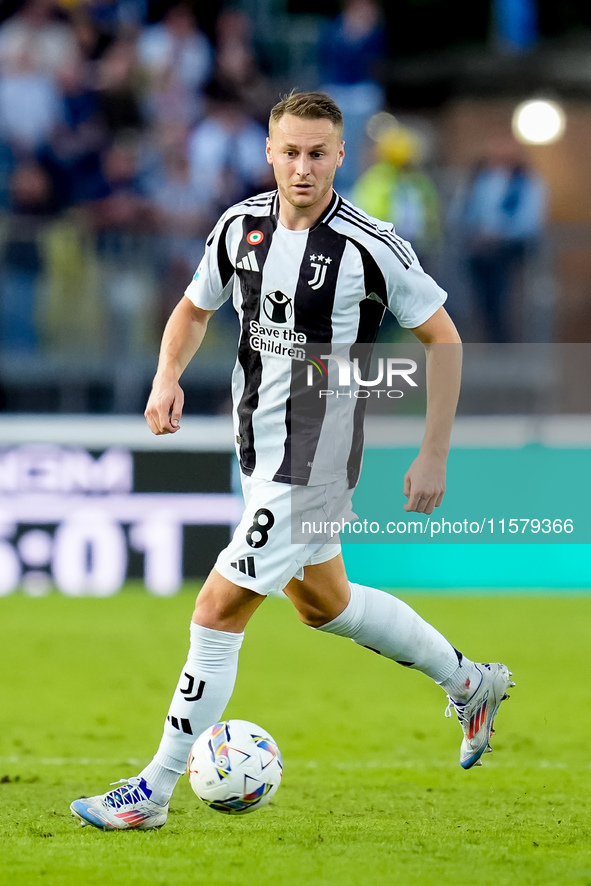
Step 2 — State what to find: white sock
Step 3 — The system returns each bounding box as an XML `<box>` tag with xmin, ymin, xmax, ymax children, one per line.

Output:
<box><xmin>139</xmin><ymin>622</ymin><xmax>244</xmax><ymax>804</ymax></box>
<box><xmin>439</xmin><ymin>661</ymin><xmax>482</xmax><ymax>703</ymax></box>
<box><xmin>317</xmin><ymin>582</ymin><xmax>473</xmax><ymax>684</ymax></box>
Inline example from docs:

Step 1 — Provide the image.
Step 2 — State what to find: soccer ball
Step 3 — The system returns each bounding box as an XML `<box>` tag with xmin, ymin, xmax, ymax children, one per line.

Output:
<box><xmin>187</xmin><ymin>719</ymin><xmax>283</xmax><ymax>814</ymax></box>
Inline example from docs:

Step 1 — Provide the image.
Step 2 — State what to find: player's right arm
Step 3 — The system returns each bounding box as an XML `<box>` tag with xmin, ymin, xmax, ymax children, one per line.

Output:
<box><xmin>146</xmin><ymin>205</ymin><xmax>239</xmax><ymax>435</ymax></box>
<box><xmin>145</xmin><ymin>298</ymin><xmax>214</xmax><ymax>435</ymax></box>
<box><xmin>146</xmin><ymin>204</ymin><xmax>240</xmax><ymax>434</ymax></box>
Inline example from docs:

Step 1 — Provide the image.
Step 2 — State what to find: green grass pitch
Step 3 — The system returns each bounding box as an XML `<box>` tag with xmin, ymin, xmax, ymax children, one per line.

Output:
<box><xmin>1</xmin><ymin>587</ymin><xmax>591</xmax><ymax>886</ymax></box>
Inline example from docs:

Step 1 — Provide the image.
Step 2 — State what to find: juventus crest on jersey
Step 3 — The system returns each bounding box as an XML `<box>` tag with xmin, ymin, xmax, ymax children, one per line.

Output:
<box><xmin>185</xmin><ymin>190</ymin><xmax>446</xmax><ymax>487</ymax></box>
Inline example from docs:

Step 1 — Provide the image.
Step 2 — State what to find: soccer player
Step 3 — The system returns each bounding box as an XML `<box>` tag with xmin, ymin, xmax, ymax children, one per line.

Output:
<box><xmin>71</xmin><ymin>91</ymin><xmax>514</xmax><ymax>830</ymax></box>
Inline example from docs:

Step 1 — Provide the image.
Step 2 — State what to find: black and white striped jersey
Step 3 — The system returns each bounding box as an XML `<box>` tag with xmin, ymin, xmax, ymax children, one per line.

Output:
<box><xmin>185</xmin><ymin>189</ymin><xmax>446</xmax><ymax>487</ymax></box>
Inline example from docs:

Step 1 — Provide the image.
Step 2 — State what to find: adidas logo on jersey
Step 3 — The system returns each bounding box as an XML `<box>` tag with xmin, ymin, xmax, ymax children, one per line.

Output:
<box><xmin>237</xmin><ymin>251</ymin><xmax>260</xmax><ymax>272</ymax></box>
<box><xmin>230</xmin><ymin>555</ymin><xmax>256</xmax><ymax>578</ymax></box>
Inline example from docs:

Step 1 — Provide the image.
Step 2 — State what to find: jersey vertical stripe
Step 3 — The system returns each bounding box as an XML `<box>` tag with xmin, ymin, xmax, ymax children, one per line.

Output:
<box><xmin>272</xmin><ymin>224</ymin><xmax>347</xmax><ymax>484</ymax></box>
<box><xmin>217</xmin><ymin>216</ymin><xmax>237</xmax><ymax>287</ymax></box>
<box><xmin>235</xmin><ymin>214</ymin><xmax>278</xmax><ymax>474</ymax></box>
<box><xmin>344</xmin><ymin>244</ymin><xmax>389</xmax><ymax>486</ymax></box>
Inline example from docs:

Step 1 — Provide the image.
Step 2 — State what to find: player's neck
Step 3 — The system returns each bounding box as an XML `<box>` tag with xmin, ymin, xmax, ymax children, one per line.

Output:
<box><xmin>277</xmin><ymin>189</ymin><xmax>334</xmax><ymax>231</ymax></box>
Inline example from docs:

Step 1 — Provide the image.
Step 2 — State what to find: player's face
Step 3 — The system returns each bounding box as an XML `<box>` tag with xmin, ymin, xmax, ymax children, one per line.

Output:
<box><xmin>266</xmin><ymin>114</ymin><xmax>344</xmax><ymax>215</ymax></box>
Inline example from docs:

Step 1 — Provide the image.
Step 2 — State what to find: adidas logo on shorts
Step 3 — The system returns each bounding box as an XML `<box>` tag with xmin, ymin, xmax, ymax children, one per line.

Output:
<box><xmin>230</xmin><ymin>556</ymin><xmax>256</xmax><ymax>578</ymax></box>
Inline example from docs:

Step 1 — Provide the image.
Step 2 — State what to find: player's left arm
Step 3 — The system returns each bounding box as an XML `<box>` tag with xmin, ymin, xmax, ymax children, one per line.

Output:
<box><xmin>403</xmin><ymin>306</ymin><xmax>462</xmax><ymax>514</ymax></box>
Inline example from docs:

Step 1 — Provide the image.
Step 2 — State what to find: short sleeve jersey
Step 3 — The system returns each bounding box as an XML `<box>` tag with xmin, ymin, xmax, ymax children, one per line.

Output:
<box><xmin>185</xmin><ymin>190</ymin><xmax>447</xmax><ymax>487</ymax></box>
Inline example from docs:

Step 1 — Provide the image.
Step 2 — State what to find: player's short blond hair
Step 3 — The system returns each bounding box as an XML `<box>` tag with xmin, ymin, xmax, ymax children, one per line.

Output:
<box><xmin>269</xmin><ymin>90</ymin><xmax>343</xmax><ymax>136</ymax></box>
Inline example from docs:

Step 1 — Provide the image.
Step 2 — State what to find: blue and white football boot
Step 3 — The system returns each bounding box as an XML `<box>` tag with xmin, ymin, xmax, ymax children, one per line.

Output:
<box><xmin>445</xmin><ymin>662</ymin><xmax>515</xmax><ymax>770</ymax></box>
<box><xmin>70</xmin><ymin>777</ymin><xmax>168</xmax><ymax>830</ymax></box>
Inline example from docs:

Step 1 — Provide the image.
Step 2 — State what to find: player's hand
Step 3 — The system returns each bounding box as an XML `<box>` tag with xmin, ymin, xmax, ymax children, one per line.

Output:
<box><xmin>144</xmin><ymin>377</ymin><xmax>184</xmax><ymax>435</ymax></box>
<box><xmin>403</xmin><ymin>452</ymin><xmax>446</xmax><ymax>515</ymax></box>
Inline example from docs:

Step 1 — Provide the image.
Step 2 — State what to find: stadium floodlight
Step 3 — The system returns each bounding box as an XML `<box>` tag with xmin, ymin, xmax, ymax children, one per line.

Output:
<box><xmin>512</xmin><ymin>99</ymin><xmax>566</xmax><ymax>145</ymax></box>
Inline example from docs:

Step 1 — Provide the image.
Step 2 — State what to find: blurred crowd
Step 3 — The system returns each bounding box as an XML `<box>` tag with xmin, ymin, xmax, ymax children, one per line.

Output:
<box><xmin>0</xmin><ymin>0</ymin><xmax>548</xmax><ymax>375</ymax></box>
<box><xmin>0</xmin><ymin>0</ymin><xmax>282</xmax><ymax>357</ymax></box>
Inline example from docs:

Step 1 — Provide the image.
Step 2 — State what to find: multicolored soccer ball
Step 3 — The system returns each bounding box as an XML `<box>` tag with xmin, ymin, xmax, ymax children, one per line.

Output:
<box><xmin>187</xmin><ymin>720</ymin><xmax>283</xmax><ymax>814</ymax></box>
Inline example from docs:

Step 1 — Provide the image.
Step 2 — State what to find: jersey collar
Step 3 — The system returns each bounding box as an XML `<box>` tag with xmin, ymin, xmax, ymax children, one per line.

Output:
<box><xmin>271</xmin><ymin>189</ymin><xmax>342</xmax><ymax>231</ymax></box>
<box><xmin>311</xmin><ymin>190</ymin><xmax>341</xmax><ymax>230</ymax></box>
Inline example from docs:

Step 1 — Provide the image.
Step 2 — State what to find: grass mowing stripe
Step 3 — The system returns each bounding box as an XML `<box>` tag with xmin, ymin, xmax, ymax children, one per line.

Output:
<box><xmin>1</xmin><ymin>590</ymin><xmax>591</xmax><ymax>886</ymax></box>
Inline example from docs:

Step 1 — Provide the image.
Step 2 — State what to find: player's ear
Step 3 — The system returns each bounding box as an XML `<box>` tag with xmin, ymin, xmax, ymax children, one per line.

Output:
<box><xmin>336</xmin><ymin>141</ymin><xmax>345</xmax><ymax>168</ymax></box>
<box><xmin>266</xmin><ymin>137</ymin><xmax>273</xmax><ymax>165</ymax></box>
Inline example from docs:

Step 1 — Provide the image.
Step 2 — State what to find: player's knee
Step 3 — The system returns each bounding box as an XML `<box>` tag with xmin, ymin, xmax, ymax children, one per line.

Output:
<box><xmin>293</xmin><ymin>598</ymin><xmax>339</xmax><ymax>628</ymax></box>
<box><xmin>192</xmin><ymin>595</ymin><xmax>220</xmax><ymax>628</ymax></box>
<box><xmin>191</xmin><ymin>600</ymin><xmax>246</xmax><ymax>632</ymax></box>
<box><xmin>191</xmin><ymin>574</ymin><xmax>264</xmax><ymax>632</ymax></box>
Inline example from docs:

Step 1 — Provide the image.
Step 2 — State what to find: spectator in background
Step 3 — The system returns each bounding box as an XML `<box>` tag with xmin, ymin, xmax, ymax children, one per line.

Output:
<box><xmin>95</xmin><ymin>36</ymin><xmax>145</xmax><ymax>138</ymax></box>
<box><xmin>141</xmin><ymin>58</ymin><xmax>201</xmax><ymax>128</ymax></box>
<box><xmin>213</xmin><ymin>8</ymin><xmax>275</xmax><ymax>127</ymax></box>
<box><xmin>318</xmin><ymin>0</ymin><xmax>387</xmax><ymax>196</ymax></box>
<box><xmin>69</xmin><ymin>3</ymin><xmax>116</xmax><ymax>62</ymax></box>
<box><xmin>146</xmin><ymin>130</ymin><xmax>214</xmax><ymax>329</ymax></box>
<box><xmin>0</xmin><ymin>0</ymin><xmax>78</xmax><ymax>76</ymax></box>
<box><xmin>0</xmin><ymin>47</ymin><xmax>63</xmax><ymax>153</ymax></box>
<box><xmin>352</xmin><ymin>122</ymin><xmax>441</xmax><ymax>340</ymax></box>
<box><xmin>137</xmin><ymin>4</ymin><xmax>212</xmax><ymax>95</ymax></box>
<box><xmin>352</xmin><ymin>124</ymin><xmax>441</xmax><ymax>266</ymax></box>
<box><xmin>40</xmin><ymin>55</ymin><xmax>107</xmax><ymax>208</ymax></box>
<box><xmin>87</xmin><ymin>138</ymin><xmax>156</xmax><ymax>354</ymax></box>
<box><xmin>451</xmin><ymin>136</ymin><xmax>548</xmax><ymax>342</ymax></box>
<box><xmin>0</xmin><ymin>160</ymin><xmax>56</xmax><ymax>352</ymax></box>
<box><xmin>187</xmin><ymin>82</ymin><xmax>273</xmax><ymax>215</ymax></box>
<box><xmin>77</xmin><ymin>0</ymin><xmax>147</xmax><ymax>35</ymax></box>
<box><xmin>138</xmin><ymin>4</ymin><xmax>213</xmax><ymax>129</ymax></box>
<box><xmin>84</xmin><ymin>137</ymin><xmax>150</xmax><ymax>246</ymax></box>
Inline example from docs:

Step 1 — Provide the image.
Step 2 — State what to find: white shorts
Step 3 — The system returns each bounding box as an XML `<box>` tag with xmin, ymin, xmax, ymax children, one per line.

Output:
<box><xmin>215</xmin><ymin>474</ymin><xmax>353</xmax><ymax>596</ymax></box>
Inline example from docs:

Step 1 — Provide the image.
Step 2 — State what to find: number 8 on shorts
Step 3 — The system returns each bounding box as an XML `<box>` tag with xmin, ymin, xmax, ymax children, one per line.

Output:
<box><xmin>246</xmin><ymin>508</ymin><xmax>275</xmax><ymax>549</ymax></box>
